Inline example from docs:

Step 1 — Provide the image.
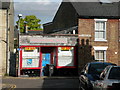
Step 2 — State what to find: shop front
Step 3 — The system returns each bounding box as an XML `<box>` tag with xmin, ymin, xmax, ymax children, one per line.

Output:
<box><xmin>18</xmin><ymin>35</ymin><xmax>78</xmax><ymax>76</ymax></box>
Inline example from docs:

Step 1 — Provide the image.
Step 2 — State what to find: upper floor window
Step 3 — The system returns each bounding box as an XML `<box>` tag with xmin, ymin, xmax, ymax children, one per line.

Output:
<box><xmin>95</xmin><ymin>19</ymin><xmax>107</xmax><ymax>41</ymax></box>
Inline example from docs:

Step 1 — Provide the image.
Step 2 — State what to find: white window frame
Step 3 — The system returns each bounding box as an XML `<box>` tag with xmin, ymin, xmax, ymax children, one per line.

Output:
<box><xmin>93</xmin><ymin>46</ymin><xmax>108</xmax><ymax>62</ymax></box>
<box><xmin>94</xmin><ymin>19</ymin><xmax>107</xmax><ymax>41</ymax></box>
<box><xmin>95</xmin><ymin>50</ymin><xmax>106</xmax><ymax>62</ymax></box>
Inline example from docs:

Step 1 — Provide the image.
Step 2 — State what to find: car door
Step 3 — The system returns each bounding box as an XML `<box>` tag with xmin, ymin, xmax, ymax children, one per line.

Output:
<box><xmin>80</xmin><ymin>64</ymin><xmax>89</xmax><ymax>89</ymax></box>
<box><xmin>94</xmin><ymin>66</ymin><xmax>110</xmax><ymax>89</ymax></box>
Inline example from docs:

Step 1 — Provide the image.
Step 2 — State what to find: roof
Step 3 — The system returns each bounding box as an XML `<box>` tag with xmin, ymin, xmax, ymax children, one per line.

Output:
<box><xmin>27</xmin><ymin>30</ymin><xmax>43</xmax><ymax>34</ymax></box>
<box><xmin>68</xmin><ymin>0</ymin><xmax>120</xmax><ymax>2</ymax></box>
<box><xmin>70</xmin><ymin>1</ymin><xmax>120</xmax><ymax>18</ymax></box>
<box><xmin>0</xmin><ymin>0</ymin><xmax>10</xmax><ymax>9</ymax></box>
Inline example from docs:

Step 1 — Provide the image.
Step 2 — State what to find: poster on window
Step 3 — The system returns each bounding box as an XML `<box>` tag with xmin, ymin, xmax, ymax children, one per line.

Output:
<box><xmin>27</xmin><ymin>59</ymin><xmax>32</xmax><ymax>65</ymax></box>
<box><xmin>58</xmin><ymin>47</ymin><xmax>74</xmax><ymax>66</ymax></box>
<box><xmin>22</xmin><ymin>47</ymin><xmax>40</xmax><ymax>68</ymax></box>
<box><xmin>22</xmin><ymin>58</ymin><xmax>39</xmax><ymax>68</ymax></box>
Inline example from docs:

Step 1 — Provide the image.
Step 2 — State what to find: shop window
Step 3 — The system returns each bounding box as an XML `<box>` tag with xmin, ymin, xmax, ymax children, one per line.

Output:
<box><xmin>22</xmin><ymin>47</ymin><xmax>40</xmax><ymax>68</ymax></box>
<box><xmin>58</xmin><ymin>47</ymin><xmax>74</xmax><ymax>66</ymax></box>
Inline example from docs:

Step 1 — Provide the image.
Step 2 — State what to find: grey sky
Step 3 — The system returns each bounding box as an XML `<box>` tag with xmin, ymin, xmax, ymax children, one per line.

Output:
<box><xmin>14</xmin><ymin>0</ymin><xmax>62</xmax><ymax>27</ymax></box>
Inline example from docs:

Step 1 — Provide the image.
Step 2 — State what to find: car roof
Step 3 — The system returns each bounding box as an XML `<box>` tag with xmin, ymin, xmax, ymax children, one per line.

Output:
<box><xmin>88</xmin><ymin>62</ymin><xmax>116</xmax><ymax>65</ymax></box>
<box><xmin>109</xmin><ymin>65</ymin><xmax>120</xmax><ymax>68</ymax></box>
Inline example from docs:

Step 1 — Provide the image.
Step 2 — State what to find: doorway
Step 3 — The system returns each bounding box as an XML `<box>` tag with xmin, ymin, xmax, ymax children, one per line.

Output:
<box><xmin>42</xmin><ymin>53</ymin><xmax>50</xmax><ymax>67</ymax></box>
<box><xmin>41</xmin><ymin>47</ymin><xmax>56</xmax><ymax>76</ymax></box>
<box><xmin>41</xmin><ymin>53</ymin><xmax>50</xmax><ymax>76</ymax></box>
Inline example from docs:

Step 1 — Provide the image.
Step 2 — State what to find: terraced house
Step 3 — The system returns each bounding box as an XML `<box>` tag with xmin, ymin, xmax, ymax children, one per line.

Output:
<box><xmin>43</xmin><ymin>0</ymin><xmax>120</xmax><ymax>71</ymax></box>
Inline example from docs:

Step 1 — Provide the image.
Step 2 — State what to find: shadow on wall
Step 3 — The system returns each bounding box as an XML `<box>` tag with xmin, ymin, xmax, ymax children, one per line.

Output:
<box><xmin>78</xmin><ymin>39</ymin><xmax>95</xmax><ymax>72</ymax></box>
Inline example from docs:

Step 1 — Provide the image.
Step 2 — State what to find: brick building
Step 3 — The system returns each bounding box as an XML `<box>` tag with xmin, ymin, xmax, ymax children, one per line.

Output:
<box><xmin>43</xmin><ymin>0</ymin><xmax>120</xmax><ymax>71</ymax></box>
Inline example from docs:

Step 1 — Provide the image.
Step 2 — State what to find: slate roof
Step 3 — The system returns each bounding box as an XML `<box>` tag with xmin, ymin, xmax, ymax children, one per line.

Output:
<box><xmin>70</xmin><ymin>1</ymin><xmax>120</xmax><ymax>18</ymax></box>
<box><xmin>63</xmin><ymin>0</ymin><xmax>120</xmax><ymax>18</ymax></box>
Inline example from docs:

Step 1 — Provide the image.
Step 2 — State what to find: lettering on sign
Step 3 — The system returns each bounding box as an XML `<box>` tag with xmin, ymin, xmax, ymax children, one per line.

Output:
<box><xmin>30</xmin><ymin>37</ymin><xmax>68</xmax><ymax>44</ymax></box>
<box><xmin>24</xmin><ymin>47</ymin><xmax>36</xmax><ymax>50</ymax></box>
<box><xmin>61</xmin><ymin>47</ymin><xmax>71</xmax><ymax>51</ymax></box>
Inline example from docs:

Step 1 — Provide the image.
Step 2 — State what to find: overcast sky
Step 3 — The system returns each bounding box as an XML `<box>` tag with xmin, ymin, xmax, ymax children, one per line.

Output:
<box><xmin>14</xmin><ymin>0</ymin><xmax>62</xmax><ymax>27</ymax></box>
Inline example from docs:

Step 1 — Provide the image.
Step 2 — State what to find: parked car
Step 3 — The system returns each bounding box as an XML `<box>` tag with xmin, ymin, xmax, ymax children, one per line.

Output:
<box><xmin>79</xmin><ymin>62</ymin><xmax>116</xmax><ymax>90</ymax></box>
<box><xmin>93</xmin><ymin>65</ymin><xmax>120</xmax><ymax>90</ymax></box>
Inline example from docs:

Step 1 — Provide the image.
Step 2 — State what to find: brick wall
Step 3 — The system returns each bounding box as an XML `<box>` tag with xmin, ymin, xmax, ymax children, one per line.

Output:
<box><xmin>78</xmin><ymin>19</ymin><xmax>119</xmax><ymax>70</ymax></box>
<box><xmin>118</xmin><ymin>20</ymin><xmax>120</xmax><ymax>65</ymax></box>
<box><xmin>107</xmin><ymin>19</ymin><xmax>119</xmax><ymax>65</ymax></box>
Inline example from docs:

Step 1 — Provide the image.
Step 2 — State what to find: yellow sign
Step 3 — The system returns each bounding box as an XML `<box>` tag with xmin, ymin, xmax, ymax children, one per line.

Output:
<box><xmin>25</xmin><ymin>47</ymin><xmax>36</xmax><ymax>50</ymax></box>
<box><xmin>61</xmin><ymin>47</ymin><xmax>71</xmax><ymax>51</ymax></box>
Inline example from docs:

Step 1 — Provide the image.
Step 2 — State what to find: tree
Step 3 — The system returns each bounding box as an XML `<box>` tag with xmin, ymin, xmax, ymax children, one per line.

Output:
<box><xmin>16</xmin><ymin>15</ymin><xmax>43</xmax><ymax>33</ymax></box>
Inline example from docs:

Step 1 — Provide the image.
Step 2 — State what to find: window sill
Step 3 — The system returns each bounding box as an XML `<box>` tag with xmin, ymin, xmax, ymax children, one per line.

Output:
<box><xmin>94</xmin><ymin>39</ymin><xmax>107</xmax><ymax>42</ymax></box>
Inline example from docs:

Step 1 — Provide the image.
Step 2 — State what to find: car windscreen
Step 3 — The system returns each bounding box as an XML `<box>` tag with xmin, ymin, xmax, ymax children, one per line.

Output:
<box><xmin>88</xmin><ymin>63</ymin><xmax>112</xmax><ymax>75</ymax></box>
<box><xmin>108</xmin><ymin>67</ymin><xmax>120</xmax><ymax>79</ymax></box>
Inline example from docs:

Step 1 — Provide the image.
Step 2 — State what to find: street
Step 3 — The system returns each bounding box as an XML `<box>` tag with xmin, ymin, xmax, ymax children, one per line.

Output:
<box><xmin>2</xmin><ymin>77</ymin><xmax>79</xmax><ymax>89</ymax></box>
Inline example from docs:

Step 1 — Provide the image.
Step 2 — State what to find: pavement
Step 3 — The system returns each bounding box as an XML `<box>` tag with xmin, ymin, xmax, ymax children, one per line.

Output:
<box><xmin>1</xmin><ymin>76</ymin><xmax>16</xmax><ymax>90</ymax></box>
<box><xmin>2</xmin><ymin>76</ymin><xmax>79</xmax><ymax>89</ymax></box>
<box><xmin>1</xmin><ymin>84</ymin><xmax>16</xmax><ymax>90</ymax></box>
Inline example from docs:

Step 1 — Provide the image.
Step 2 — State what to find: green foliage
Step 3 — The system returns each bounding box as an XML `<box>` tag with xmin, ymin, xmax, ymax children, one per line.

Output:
<box><xmin>4</xmin><ymin>73</ymin><xmax>9</xmax><ymax>76</ymax></box>
<box><xmin>16</xmin><ymin>15</ymin><xmax>43</xmax><ymax>33</ymax></box>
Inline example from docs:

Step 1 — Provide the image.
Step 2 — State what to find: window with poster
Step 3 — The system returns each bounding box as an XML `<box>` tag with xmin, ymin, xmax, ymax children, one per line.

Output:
<box><xmin>58</xmin><ymin>47</ymin><xmax>74</xmax><ymax>67</ymax></box>
<box><xmin>22</xmin><ymin>47</ymin><xmax>40</xmax><ymax>68</ymax></box>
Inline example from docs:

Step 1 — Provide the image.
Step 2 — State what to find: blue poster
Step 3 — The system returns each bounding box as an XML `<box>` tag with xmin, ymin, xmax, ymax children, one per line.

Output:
<box><xmin>27</xmin><ymin>59</ymin><xmax>32</xmax><ymax>65</ymax></box>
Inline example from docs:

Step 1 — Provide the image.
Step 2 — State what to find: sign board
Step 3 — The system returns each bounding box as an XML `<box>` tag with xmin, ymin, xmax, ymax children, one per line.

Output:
<box><xmin>17</xmin><ymin>48</ymin><xmax>21</xmax><ymax>51</ymax></box>
<box><xmin>61</xmin><ymin>47</ymin><xmax>72</xmax><ymax>51</ymax></box>
<box><xmin>19</xmin><ymin>35</ymin><xmax>78</xmax><ymax>46</ymax></box>
<box><xmin>24</xmin><ymin>47</ymin><xmax>36</xmax><ymax>50</ymax></box>
<box><xmin>30</xmin><ymin>37</ymin><xmax>68</xmax><ymax>44</ymax></box>
<box><xmin>79</xmin><ymin>34</ymin><xmax>91</xmax><ymax>37</ymax></box>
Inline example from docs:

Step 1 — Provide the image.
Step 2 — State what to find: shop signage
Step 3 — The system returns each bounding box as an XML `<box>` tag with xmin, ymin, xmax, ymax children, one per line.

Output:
<box><xmin>17</xmin><ymin>48</ymin><xmax>21</xmax><ymax>51</ymax></box>
<box><xmin>24</xmin><ymin>47</ymin><xmax>36</xmax><ymax>50</ymax></box>
<box><xmin>30</xmin><ymin>37</ymin><xmax>67</xmax><ymax>44</ymax></box>
<box><xmin>61</xmin><ymin>47</ymin><xmax>71</xmax><ymax>51</ymax></box>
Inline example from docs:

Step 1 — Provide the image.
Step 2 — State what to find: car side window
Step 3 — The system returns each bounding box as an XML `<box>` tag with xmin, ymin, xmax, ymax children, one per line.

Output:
<box><xmin>100</xmin><ymin>66</ymin><xmax>110</xmax><ymax>79</ymax></box>
<box><xmin>104</xmin><ymin>66</ymin><xmax>110</xmax><ymax>76</ymax></box>
<box><xmin>81</xmin><ymin>64</ymin><xmax>88</xmax><ymax>74</ymax></box>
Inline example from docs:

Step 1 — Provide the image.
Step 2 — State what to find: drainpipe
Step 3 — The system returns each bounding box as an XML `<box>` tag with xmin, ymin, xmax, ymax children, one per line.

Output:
<box><xmin>6</xmin><ymin>9</ymin><xmax>9</xmax><ymax>75</ymax></box>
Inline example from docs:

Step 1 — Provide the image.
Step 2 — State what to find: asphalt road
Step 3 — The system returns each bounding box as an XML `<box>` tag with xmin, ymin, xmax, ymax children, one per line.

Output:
<box><xmin>2</xmin><ymin>77</ymin><xmax>79</xmax><ymax>89</ymax></box>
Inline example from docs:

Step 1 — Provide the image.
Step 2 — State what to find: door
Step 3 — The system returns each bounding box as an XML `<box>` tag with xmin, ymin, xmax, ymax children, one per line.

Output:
<box><xmin>42</xmin><ymin>53</ymin><xmax>51</xmax><ymax>76</ymax></box>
